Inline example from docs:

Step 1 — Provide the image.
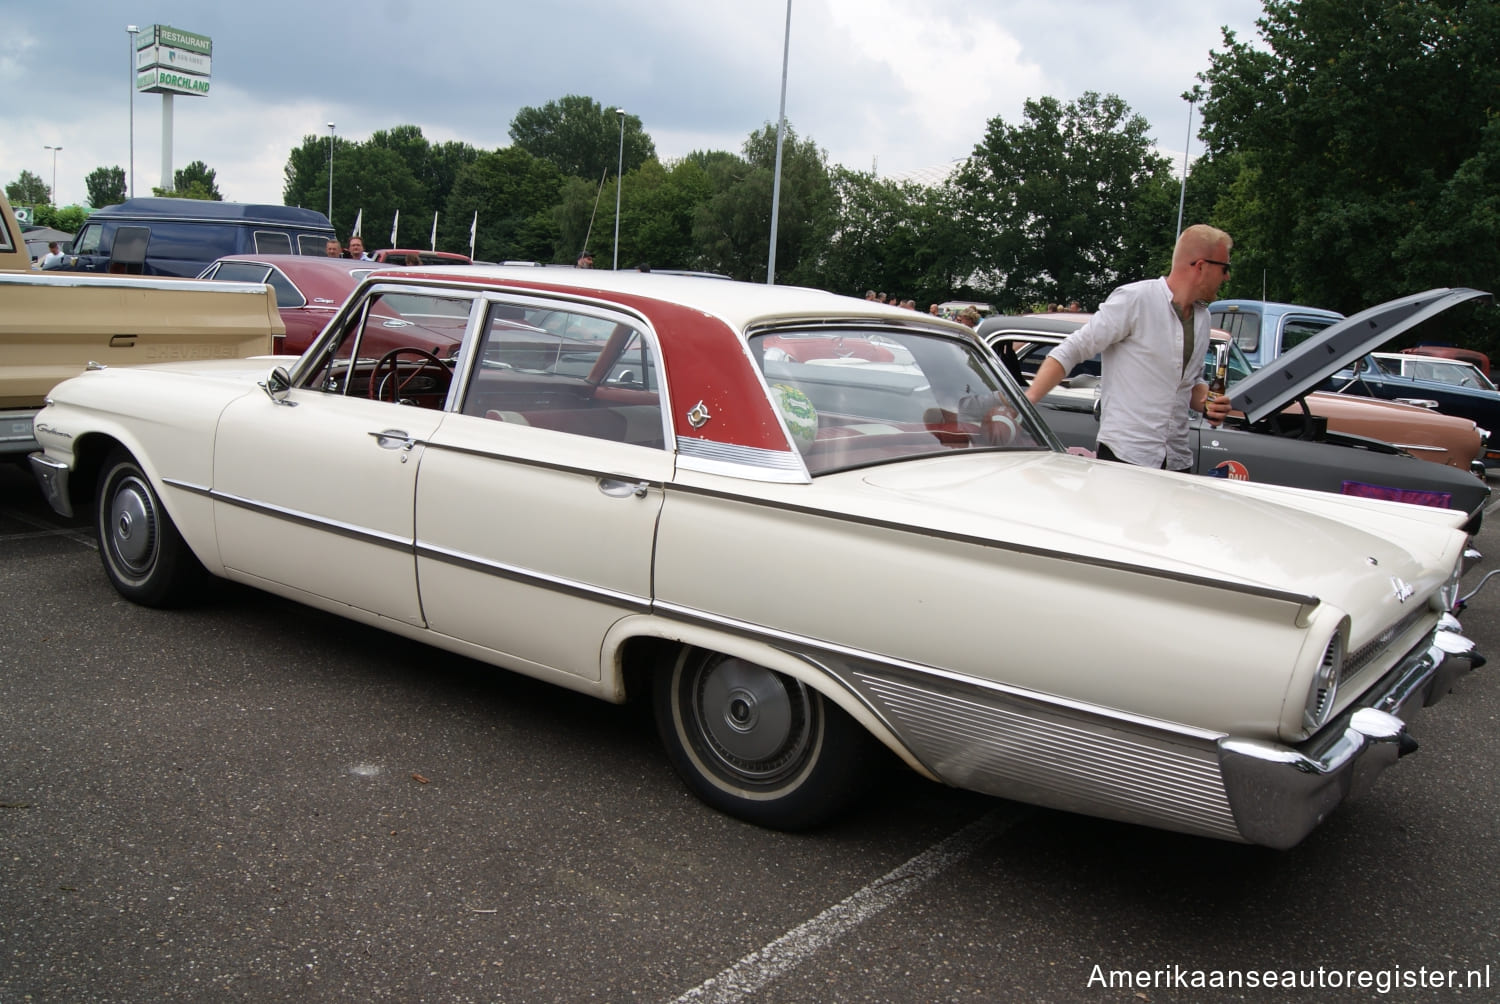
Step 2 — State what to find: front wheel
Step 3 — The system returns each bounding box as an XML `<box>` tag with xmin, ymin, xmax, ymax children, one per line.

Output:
<box><xmin>95</xmin><ymin>448</ymin><xmax>206</xmax><ymax>608</ymax></box>
<box><xmin>653</xmin><ymin>649</ymin><xmax>873</xmax><ymax>830</ymax></box>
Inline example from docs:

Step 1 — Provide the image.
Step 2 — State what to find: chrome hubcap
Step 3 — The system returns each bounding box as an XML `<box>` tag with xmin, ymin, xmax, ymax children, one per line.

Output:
<box><xmin>693</xmin><ymin>657</ymin><xmax>811</xmax><ymax>780</ymax></box>
<box><xmin>108</xmin><ymin>478</ymin><xmax>157</xmax><ymax>572</ymax></box>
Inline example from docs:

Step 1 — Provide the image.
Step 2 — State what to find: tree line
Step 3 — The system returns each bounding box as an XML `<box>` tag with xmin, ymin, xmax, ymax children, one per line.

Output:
<box><xmin>10</xmin><ymin>0</ymin><xmax>1496</xmax><ymax>350</ymax></box>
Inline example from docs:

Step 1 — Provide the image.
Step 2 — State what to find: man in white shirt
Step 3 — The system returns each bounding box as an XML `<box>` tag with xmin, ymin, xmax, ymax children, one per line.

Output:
<box><xmin>347</xmin><ymin>236</ymin><xmax>371</xmax><ymax>261</ymax></box>
<box><xmin>40</xmin><ymin>241</ymin><xmax>68</xmax><ymax>270</ymax></box>
<box><xmin>1024</xmin><ymin>224</ymin><xmax>1234</xmax><ymax>471</ymax></box>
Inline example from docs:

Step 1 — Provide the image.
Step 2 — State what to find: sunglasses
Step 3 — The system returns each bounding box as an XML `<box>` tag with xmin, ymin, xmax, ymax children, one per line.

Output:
<box><xmin>1199</xmin><ymin>259</ymin><xmax>1231</xmax><ymax>275</ymax></box>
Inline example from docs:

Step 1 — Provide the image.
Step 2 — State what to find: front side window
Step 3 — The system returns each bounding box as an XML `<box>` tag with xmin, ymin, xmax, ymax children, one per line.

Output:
<box><xmin>300</xmin><ymin>289</ymin><xmax>474</xmax><ymax>404</ymax></box>
<box><xmin>72</xmin><ymin>223</ymin><xmax>103</xmax><ymax>255</ymax></box>
<box><xmin>752</xmin><ymin>327</ymin><xmax>1049</xmax><ymax>474</ymax></box>
<box><xmin>460</xmin><ymin>301</ymin><xmax>666</xmax><ymax>449</ymax></box>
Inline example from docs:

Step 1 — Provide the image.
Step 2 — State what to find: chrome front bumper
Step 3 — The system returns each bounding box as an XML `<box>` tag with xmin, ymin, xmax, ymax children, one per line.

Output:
<box><xmin>1219</xmin><ymin>615</ymin><xmax>1483</xmax><ymax>849</ymax></box>
<box><xmin>29</xmin><ymin>451</ymin><xmax>74</xmax><ymax>518</ymax></box>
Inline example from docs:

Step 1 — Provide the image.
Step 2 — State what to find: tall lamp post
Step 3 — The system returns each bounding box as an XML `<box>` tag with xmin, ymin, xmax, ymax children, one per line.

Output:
<box><xmin>43</xmin><ymin>145</ymin><xmax>62</xmax><ymax>205</ymax></box>
<box><xmin>326</xmin><ymin>122</ymin><xmax>336</xmax><ymax>222</ymax></box>
<box><xmin>612</xmin><ymin>108</ymin><xmax>625</xmax><ymax>270</ymax></box>
<box><xmin>767</xmin><ymin>0</ymin><xmax>792</xmax><ymax>284</ymax></box>
<box><xmin>127</xmin><ymin>25</ymin><xmax>139</xmax><ymax>198</ymax></box>
<box><xmin>1175</xmin><ymin>85</ymin><xmax>1204</xmax><ymax>238</ymax></box>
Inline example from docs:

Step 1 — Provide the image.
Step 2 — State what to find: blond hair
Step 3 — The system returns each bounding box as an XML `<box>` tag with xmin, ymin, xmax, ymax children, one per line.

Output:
<box><xmin>1172</xmin><ymin>224</ymin><xmax>1232</xmax><ymax>269</ymax></box>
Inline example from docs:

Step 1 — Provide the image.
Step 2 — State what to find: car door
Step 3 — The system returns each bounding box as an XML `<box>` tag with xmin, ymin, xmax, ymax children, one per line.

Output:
<box><xmin>414</xmin><ymin>296</ymin><xmax>672</xmax><ymax>681</ymax></box>
<box><xmin>211</xmin><ymin>286</ymin><xmax>479</xmax><ymax>625</ymax></box>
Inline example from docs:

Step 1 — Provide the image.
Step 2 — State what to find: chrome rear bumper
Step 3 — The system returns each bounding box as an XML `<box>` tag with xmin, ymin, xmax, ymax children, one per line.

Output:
<box><xmin>1219</xmin><ymin>617</ymin><xmax>1482</xmax><ymax>849</ymax></box>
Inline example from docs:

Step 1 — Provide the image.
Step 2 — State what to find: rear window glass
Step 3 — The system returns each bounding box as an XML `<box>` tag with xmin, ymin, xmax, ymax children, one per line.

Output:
<box><xmin>297</xmin><ymin>234</ymin><xmax>329</xmax><ymax>256</ymax></box>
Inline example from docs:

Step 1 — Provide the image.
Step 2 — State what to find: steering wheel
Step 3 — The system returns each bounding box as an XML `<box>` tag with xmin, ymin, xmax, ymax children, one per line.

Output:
<box><xmin>368</xmin><ymin>347</ymin><xmax>452</xmax><ymax>403</ymax></box>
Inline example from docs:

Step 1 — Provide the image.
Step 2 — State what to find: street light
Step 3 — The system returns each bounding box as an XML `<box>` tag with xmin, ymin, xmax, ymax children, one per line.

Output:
<box><xmin>327</xmin><ymin>122</ymin><xmax>336</xmax><ymax>222</ymax></box>
<box><xmin>43</xmin><ymin>145</ymin><xmax>62</xmax><ymax>205</ymax></box>
<box><xmin>1175</xmin><ymin>85</ymin><xmax>1204</xmax><ymax>239</ymax></box>
<box><xmin>612</xmin><ymin>108</ymin><xmax>625</xmax><ymax>270</ymax></box>
<box><xmin>127</xmin><ymin>25</ymin><xmax>139</xmax><ymax>198</ymax></box>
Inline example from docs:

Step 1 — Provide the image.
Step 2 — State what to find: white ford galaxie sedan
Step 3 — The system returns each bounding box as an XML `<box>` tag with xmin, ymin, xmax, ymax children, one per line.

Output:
<box><xmin>29</xmin><ymin>268</ymin><xmax>1485</xmax><ymax>847</ymax></box>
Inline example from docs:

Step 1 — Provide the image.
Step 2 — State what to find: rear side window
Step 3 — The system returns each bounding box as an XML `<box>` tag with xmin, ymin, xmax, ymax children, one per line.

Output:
<box><xmin>297</xmin><ymin>234</ymin><xmax>329</xmax><ymax>256</ymax></box>
<box><xmin>253</xmin><ymin>230</ymin><xmax>292</xmax><ymax>254</ymax></box>
<box><xmin>142</xmin><ymin>222</ymin><xmax>239</xmax><ymax>261</ymax></box>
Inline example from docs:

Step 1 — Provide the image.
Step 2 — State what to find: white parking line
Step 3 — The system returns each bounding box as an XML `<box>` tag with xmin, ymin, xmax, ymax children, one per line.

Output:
<box><xmin>0</xmin><ymin>511</ymin><xmax>95</xmax><ymax>548</ymax></box>
<box><xmin>670</xmin><ymin>806</ymin><xmax>1025</xmax><ymax>1003</ymax></box>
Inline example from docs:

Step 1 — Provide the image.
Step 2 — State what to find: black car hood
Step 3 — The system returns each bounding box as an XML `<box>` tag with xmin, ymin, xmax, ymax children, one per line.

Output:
<box><xmin>1232</xmin><ymin>288</ymin><xmax>1492</xmax><ymax>424</ymax></box>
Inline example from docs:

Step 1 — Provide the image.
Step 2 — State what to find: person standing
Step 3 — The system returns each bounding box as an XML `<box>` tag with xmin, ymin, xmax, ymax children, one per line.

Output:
<box><xmin>576</xmin><ymin>251</ymin><xmax>594</xmax><ymax>268</ymax></box>
<box><xmin>347</xmin><ymin>236</ymin><xmax>370</xmax><ymax>261</ymax></box>
<box><xmin>40</xmin><ymin>241</ymin><xmax>67</xmax><ymax>269</ymax></box>
<box><xmin>1024</xmin><ymin>224</ymin><xmax>1233</xmax><ymax>471</ymax></box>
<box><xmin>325</xmin><ymin>239</ymin><xmax>345</xmax><ymax>258</ymax></box>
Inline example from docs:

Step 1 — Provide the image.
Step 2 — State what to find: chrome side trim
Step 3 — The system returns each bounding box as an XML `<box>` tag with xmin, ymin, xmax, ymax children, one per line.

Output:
<box><xmin>415</xmin><ymin>542</ymin><xmax>651</xmax><ymax>612</ymax></box>
<box><xmin>186</xmin><ymin>480</ymin><xmax>650</xmax><ymax>610</ymax></box>
<box><xmin>675</xmin><ymin>437</ymin><xmax>807</xmax><ymax>472</ymax></box>
<box><xmin>652</xmin><ymin>598</ymin><xmax>1224</xmax><ymax>743</ymax></box>
<box><xmin>422</xmin><ymin>438</ymin><xmax>667</xmax><ymax>487</ymax></box>
<box><xmin>663</xmin><ymin>484</ymin><xmax>1322</xmax><ymax>614</ymax></box>
<box><xmin>206</xmin><ymin>488</ymin><xmax>413</xmax><ymax>553</ymax></box>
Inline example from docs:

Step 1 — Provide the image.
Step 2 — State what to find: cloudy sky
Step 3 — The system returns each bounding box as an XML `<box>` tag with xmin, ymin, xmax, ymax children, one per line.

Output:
<box><xmin>3</xmin><ymin>0</ymin><xmax>1266</xmax><ymax>209</ymax></box>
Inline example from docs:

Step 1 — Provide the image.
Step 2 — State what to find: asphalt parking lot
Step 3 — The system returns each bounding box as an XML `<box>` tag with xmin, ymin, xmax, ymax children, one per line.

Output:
<box><xmin>3</xmin><ymin>459</ymin><xmax>1499</xmax><ymax>1003</ymax></box>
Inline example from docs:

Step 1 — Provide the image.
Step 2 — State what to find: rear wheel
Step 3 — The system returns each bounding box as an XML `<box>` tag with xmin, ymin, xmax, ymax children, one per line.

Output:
<box><xmin>95</xmin><ymin>448</ymin><xmax>205</xmax><ymax>607</ymax></box>
<box><xmin>653</xmin><ymin>648</ymin><xmax>873</xmax><ymax>829</ymax></box>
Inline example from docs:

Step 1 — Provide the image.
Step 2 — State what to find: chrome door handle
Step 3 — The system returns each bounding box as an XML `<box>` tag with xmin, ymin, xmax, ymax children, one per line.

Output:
<box><xmin>598</xmin><ymin>477</ymin><xmax>650</xmax><ymax>499</ymax></box>
<box><xmin>370</xmin><ymin>429</ymin><xmax>415</xmax><ymax>450</ymax></box>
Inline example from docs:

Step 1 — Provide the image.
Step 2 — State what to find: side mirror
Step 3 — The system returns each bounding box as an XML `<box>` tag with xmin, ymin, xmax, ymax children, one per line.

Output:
<box><xmin>261</xmin><ymin>366</ymin><xmax>297</xmax><ymax>406</ymax></box>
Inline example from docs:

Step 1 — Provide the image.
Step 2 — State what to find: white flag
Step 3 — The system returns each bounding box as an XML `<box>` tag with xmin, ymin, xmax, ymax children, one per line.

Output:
<box><xmin>390</xmin><ymin>210</ymin><xmax>400</xmax><ymax>246</ymax></box>
<box><xmin>351</xmin><ymin>208</ymin><xmax>362</xmax><ymax>237</ymax></box>
<box><xmin>430</xmin><ymin>211</ymin><xmax>438</xmax><ymax>251</ymax></box>
<box><xmin>469</xmin><ymin>211</ymin><xmax>477</xmax><ymax>259</ymax></box>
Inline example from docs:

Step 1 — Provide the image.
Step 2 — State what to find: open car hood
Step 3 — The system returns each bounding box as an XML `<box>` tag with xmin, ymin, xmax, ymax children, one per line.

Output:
<box><xmin>1232</xmin><ymin>288</ymin><xmax>1492</xmax><ymax>424</ymax></box>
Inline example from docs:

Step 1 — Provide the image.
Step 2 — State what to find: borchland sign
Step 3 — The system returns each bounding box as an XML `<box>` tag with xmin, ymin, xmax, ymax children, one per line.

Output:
<box><xmin>135</xmin><ymin>25</ymin><xmax>212</xmax><ymax>97</ymax></box>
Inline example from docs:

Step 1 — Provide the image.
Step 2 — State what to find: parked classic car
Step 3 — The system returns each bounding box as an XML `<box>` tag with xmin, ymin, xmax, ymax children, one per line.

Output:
<box><xmin>978</xmin><ymin>302</ymin><xmax>1490</xmax><ymax>528</ymax></box>
<box><xmin>197</xmin><ymin>255</ymin><xmax>379</xmax><ymax>354</ymax></box>
<box><xmin>1374</xmin><ymin>352</ymin><xmax>1496</xmax><ymax>392</ymax></box>
<box><xmin>28</xmin><ymin>270</ymin><xmax>1484</xmax><ymax>848</ymax></box>
<box><xmin>1402</xmin><ymin>344</ymin><xmax>1491</xmax><ymax>378</ymax></box>
<box><xmin>1315</xmin><ymin>346</ymin><xmax>1500</xmax><ymax>469</ymax></box>
<box><xmin>989</xmin><ymin>316</ymin><xmax>1486</xmax><ymax>474</ymax></box>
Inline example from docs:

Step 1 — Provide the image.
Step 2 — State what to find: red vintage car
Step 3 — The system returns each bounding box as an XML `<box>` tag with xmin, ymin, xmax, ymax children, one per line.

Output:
<box><xmin>197</xmin><ymin>255</ymin><xmax>379</xmax><ymax>354</ymax></box>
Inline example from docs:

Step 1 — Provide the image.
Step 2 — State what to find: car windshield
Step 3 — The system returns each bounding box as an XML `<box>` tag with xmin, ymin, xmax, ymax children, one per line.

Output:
<box><xmin>750</xmin><ymin>327</ymin><xmax>1050</xmax><ymax>474</ymax></box>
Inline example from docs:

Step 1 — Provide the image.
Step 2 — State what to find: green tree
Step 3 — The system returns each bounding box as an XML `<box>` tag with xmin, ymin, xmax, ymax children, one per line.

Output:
<box><xmin>153</xmin><ymin>160</ymin><xmax>222</xmax><ymax>200</ymax></box>
<box><xmin>85</xmin><ymin>165</ymin><xmax>128</xmax><ymax>207</ymax></box>
<box><xmin>1198</xmin><ymin>0</ymin><xmax>1500</xmax><ymax>321</ymax></box>
<box><xmin>444</xmin><ymin>147</ymin><xmax>565</xmax><ymax>262</ymax></box>
<box><xmin>6</xmin><ymin>169</ymin><xmax>50</xmax><ymax>206</ymax></box>
<box><xmin>283</xmin><ymin>133</ymin><xmax>334</xmax><ymax>213</ymax></box>
<box><xmin>32</xmin><ymin>205</ymin><xmax>88</xmax><ymax>233</ymax></box>
<box><xmin>692</xmin><ymin>123</ymin><xmax>835</xmax><ymax>283</ymax></box>
<box><xmin>953</xmin><ymin>92</ymin><xmax>1176</xmax><ymax>311</ymax></box>
<box><xmin>510</xmin><ymin>95</ymin><xmax>656</xmax><ymax>181</ymax></box>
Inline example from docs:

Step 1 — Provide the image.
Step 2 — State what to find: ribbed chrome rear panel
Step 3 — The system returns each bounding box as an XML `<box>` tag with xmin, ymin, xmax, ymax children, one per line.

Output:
<box><xmin>846</xmin><ymin>669</ymin><xmax>1242</xmax><ymax>841</ymax></box>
